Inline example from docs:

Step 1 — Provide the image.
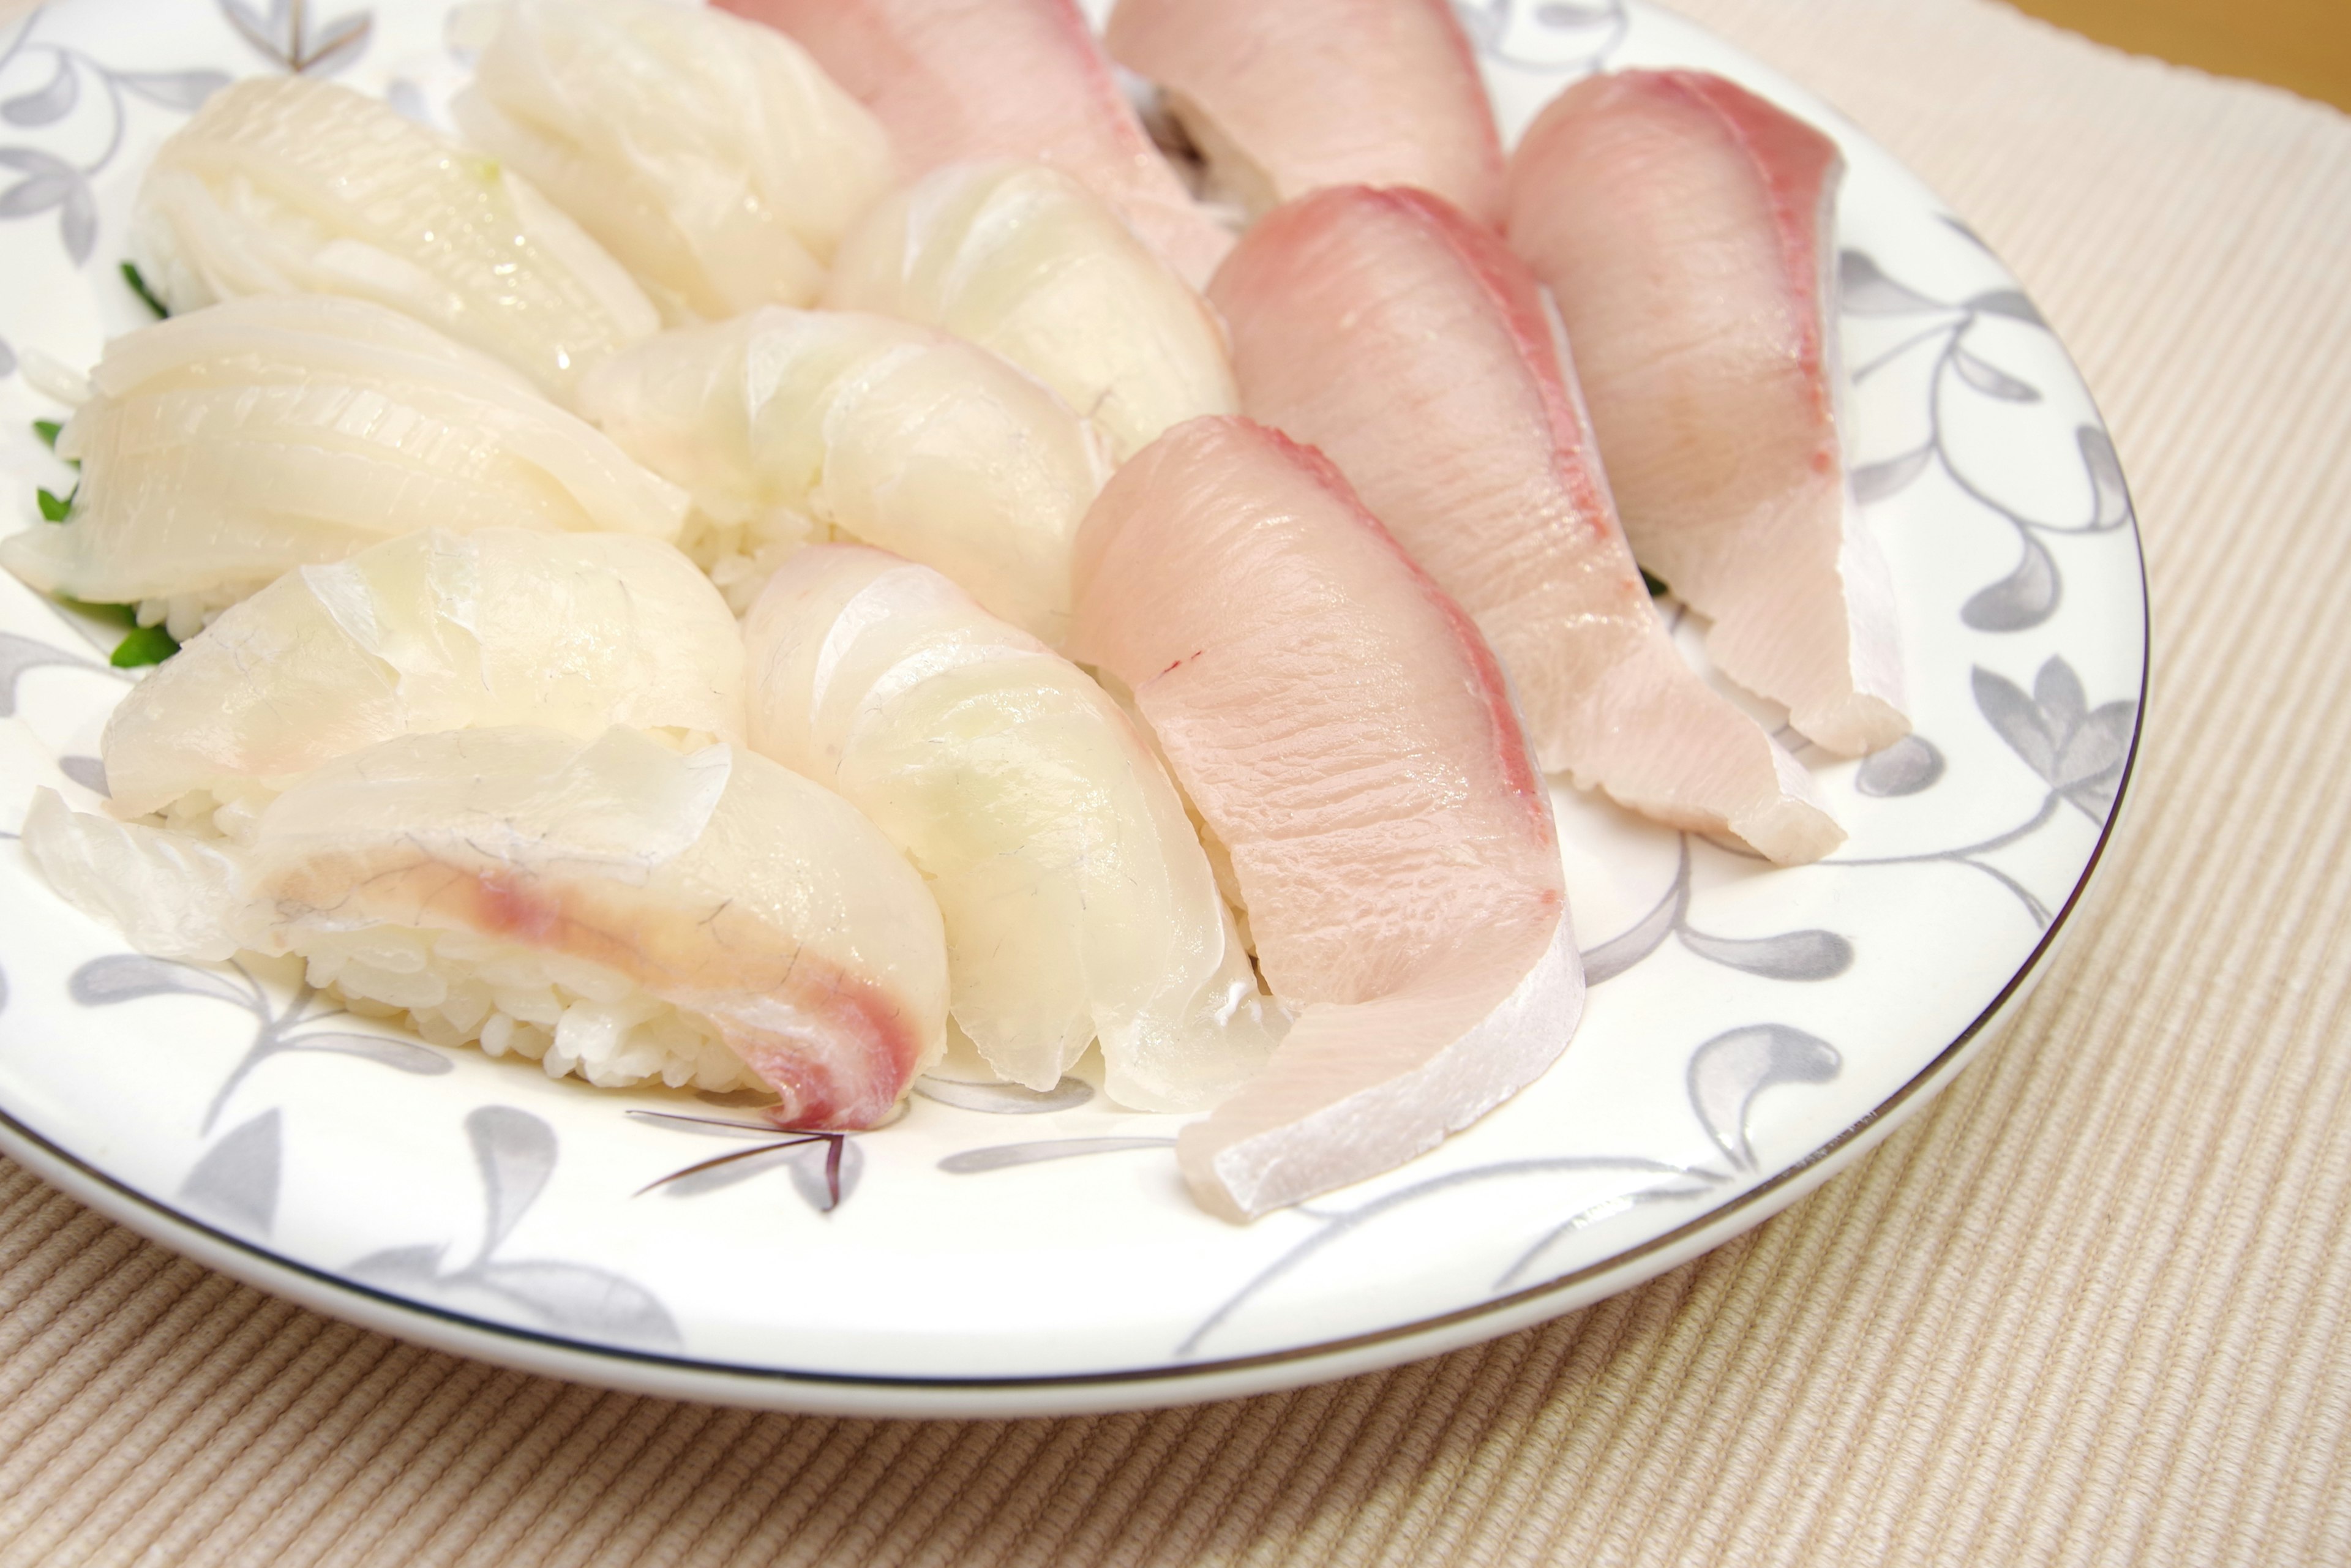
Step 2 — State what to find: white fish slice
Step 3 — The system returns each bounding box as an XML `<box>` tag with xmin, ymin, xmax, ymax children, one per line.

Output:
<box><xmin>1505</xmin><ymin>70</ymin><xmax>1907</xmax><ymax>756</ymax></box>
<box><xmin>99</xmin><ymin>528</ymin><xmax>746</xmax><ymax>823</ymax></box>
<box><xmin>1106</xmin><ymin>0</ymin><xmax>1506</xmax><ymax>226</ymax></box>
<box><xmin>1070</xmin><ymin>416</ymin><xmax>1580</xmax><ymax>1220</ymax></box>
<box><xmin>716</xmin><ymin>0</ymin><xmax>1233</xmax><ymax>285</ymax></box>
<box><xmin>24</xmin><ymin>727</ymin><xmax>947</xmax><ymax>1127</ymax></box>
<box><xmin>579</xmin><ymin>309</ymin><xmax>1111</xmax><ymax>644</ymax></box>
<box><xmin>746</xmin><ymin>544</ymin><xmax>1281</xmax><ymax>1110</ymax></box>
<box><xmin>0</xmin><ymin>296</ymin><xmax>687</xmax><ymax>621</ymax></box>
<box><xmin>135</xmin><ymin>76</ymin><xmax>658</xmax><ymax>403</ymax></box>
<box><xmin>822</xmin><ymin>162</ymin><xmax>1239</xmax><ymax>463</ymax></box>
<box><xmin>1211</xmin><ymin>184</ymin><xmax>1843</xmax><ymax>865</ymax></box>
<box><xmin>453</xmin><ymin>0</ymin><xmax>895</xmax><ymax>324</ymax></box>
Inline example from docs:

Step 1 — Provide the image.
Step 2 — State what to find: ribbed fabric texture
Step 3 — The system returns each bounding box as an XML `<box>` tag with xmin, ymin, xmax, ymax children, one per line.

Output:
<box><xmin>4</xmin><ymin>0</ymin><xmax>2348</xmax><ymax>1561</ymax></box>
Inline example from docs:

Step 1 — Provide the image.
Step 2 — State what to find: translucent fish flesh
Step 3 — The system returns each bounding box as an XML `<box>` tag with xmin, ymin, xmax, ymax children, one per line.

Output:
<box><xmin>1070</xmin><ymin>416</ymin><xmax>1580</xmax><ymax>1219</ymax></box>
<box><xmin>0</xmin><ymin>296</ymin><xmax>688</xmax><ymax>623</ymax></box>
<box><xmin>99</xmin><ymin>528</ymin><xmax>747</xmax><ymax>823</ymax></box>
<box><xmin>823</xmin><ymin>161</ymin><xmax>1239</xmax><ymax>463</ymax></box>
<box><xmin>716</xmin><ymin>0</ymin><xmax>1232</xmax><ymax>285</ymax></box>
<box><xmin>135</xmin><ymin>76</ymin><xmax>658</xmax><ymax>403</ymax></box>
<box><xmin>1505</xmin><ymin>70</ymin><xmax>1907</xmax><ymax>755</ymax></box>
<box><xmin>1211</xmin><ymin>186</ymin><xmax>1842</xmax><ymax>864</ymax></box>
<box><xmin>746</xmin><ymin>544</ymin><xmax>1281</xmax><ymax>1109</ymax></box>
<box><xmin>453</xmin><ymin>0</ymin><xmax>895</xmax><ymax>324</ymax></box>
<box><xmin>579</xmin><ymin>309</ymin><xmax>1111</xmax><ymax>642</ymax></box>
<box><xmin>24</xmin><ymin>727</ymin><xmax>947</xmax><ymax>1125</ymax></box>
<box><xmin>1106</xmin><ymin>0</ymin><xmax>1505</xmax><ymax>225</ymax></box>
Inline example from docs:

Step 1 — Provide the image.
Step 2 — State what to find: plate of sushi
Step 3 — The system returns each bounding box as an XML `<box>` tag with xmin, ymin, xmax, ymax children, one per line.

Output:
<box><xmin>0</xmin><ymin>0</ymin><xmax>2145</xmax><ymax>1417</ymax></box>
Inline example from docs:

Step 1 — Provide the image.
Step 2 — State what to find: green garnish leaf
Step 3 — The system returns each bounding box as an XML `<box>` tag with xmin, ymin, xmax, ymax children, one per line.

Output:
<box><xmin>32</xmin><ymin>419</ymin><xmax>61</xmax><ymax>449</ymax></box>
<box><xmin>121</xmin><ymin>260</ymin><xmax>169</xmax><ymax>320</ymax></box>
<box><xmin>37</xmin><ymin>486</ymin><xmax>73</xmax><ymax>522</ymax></box>
<box><xmin>1640</xmin><ymin>567</ymin><xmax>1670</xmax><ymax>599</ymax></box>
<box><xmin>110</xmin><ymin>623</ymin><xmax>179</xmax><ymax>667</ymax></box>
<box><xmin>60</xmin><ymin>598</ymin><xmax>138</xmax><ymax>628</ymax></box>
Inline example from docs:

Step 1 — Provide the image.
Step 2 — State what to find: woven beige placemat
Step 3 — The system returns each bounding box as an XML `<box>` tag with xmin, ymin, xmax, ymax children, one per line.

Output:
<box><xmin>4</xmin><ymin>0</ymin><xmax>2347</xmax><ymax>1561</ymax></box>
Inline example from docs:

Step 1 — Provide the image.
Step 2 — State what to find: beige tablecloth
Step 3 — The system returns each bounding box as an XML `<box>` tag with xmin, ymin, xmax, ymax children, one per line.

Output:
<box><xmin>5</xmin><ymin>0</ymin><xmax>2347</xmax><ymax>1561</ymax></box>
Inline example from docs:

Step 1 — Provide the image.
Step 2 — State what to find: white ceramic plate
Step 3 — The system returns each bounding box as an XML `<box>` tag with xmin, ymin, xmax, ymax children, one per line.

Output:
<box><xmin>0</xmin><ymin>0</ymin><xmax>2145</xmax><ymax>1417</ymax></box>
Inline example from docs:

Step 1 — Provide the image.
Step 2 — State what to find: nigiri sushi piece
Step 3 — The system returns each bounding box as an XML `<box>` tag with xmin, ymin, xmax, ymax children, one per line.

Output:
<box><xmin>823</xmin><ymin>162</ymin><xmax>1239</xmax><ymax>463</ymax></box>
<box><xmin>1105</xmin><ymin>0</ymin><xmax>1505</xmax><ymax>226</ymax></box>
<box><xmin>1505</xmin><ymin>71</ymin><xmax>1906</xmax><ymax>755</ymax></box>
<box><xmin>579</xmin><ymin>309</ymin><xmax>1111</xmax><ymax>636</ymax></box>
<box><xmin>24</xmin><ymin>726</ymin><xmax>948</xmax><ymax>1122</ymax></box>
<box><xmin>100</xmin><ymin>528</ymin><xmax>746</xmax><ymax>828</ymax></box>
<box><xmin>0</xmin><ymin>297</ymin><xmax>688</xmax><ymax>639</ymax></box>
<box><xmin>717</xmin><ymin>0</ymin><xmax>1232</xmax><ymax>285</ymax></box>
<box><xmin>746</xmin><ymin>545</ymin><xmax>1281</xmax><ymax>1110</ymax></box>
<box><xmin>452</xmin><ymin>0</ymin><xmax>895</xmax><ymax>324</ymax></box>
<box><xmin>1210</xmin><ymin>186</ymin><xmax>1842</xmax><ymax>865</ymax></box>
<box><xmin>134</xmin><ymin>76</ymin><xmax>657</xmax><ymax>403</ymax></box>
<box><xmin>1070</xmin><ymin>417</ymin><xmax>1579</xmax><ymax>1220</ymax></box>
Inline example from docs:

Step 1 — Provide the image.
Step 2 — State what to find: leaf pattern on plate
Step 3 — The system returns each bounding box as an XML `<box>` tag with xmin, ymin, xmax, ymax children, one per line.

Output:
<box><xmin>1455</xmin><ymin>0</ymin><xmax>1627</xmax><ymax>72</ymax></box>
<box><xmin>1687</xmin><ymin>1025</ymin><xmax>1842</xmax><ymax>1171</ymax></box>
<box><xmin>180</xmin><ymin>1107</ymin><xmax>280</xmax><ymax>1234</ymax></box>
<box><xmin>1855</xmin><ymin>733</ymin><xmax>1946</xmax><ymax>797</ymax></box>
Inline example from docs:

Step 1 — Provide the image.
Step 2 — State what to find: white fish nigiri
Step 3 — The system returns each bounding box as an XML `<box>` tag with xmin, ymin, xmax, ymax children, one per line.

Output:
<box><xmin>746</xmin><ymin>545</ymin><xmax>1281</xmax><ymax>1109</ymax></box>
<box><xmin>134</xmin><ymin>76</ymin><xmax>657</xmax><ymax>403</ymax></box>
<box><xmin>579</xmin><ymin>309</ymin><xmax>1111</xmax><ymax>637</ymax></box>
<box><xmin>716</xmin><ymin>0</ymin><xmax>1232</xmax><ymax>285</ymax></box>
<box><xmin>1070</xmin><ymin>417</ymin><xmax>1579</xmax><ymax>1220</ymax></box>
<box><xmin>1106</xmin><ymin>0</ymin><xmax>1505</xmax><ymax>225</ymax></box>
<box><xmin>25</xmin><ymin>727</ymin><xmax>947</xmax><ymax>1123</ymax></box>
<box><xmin>452</xmin><ymin>0</ymin><xmax>895</xmax><ymax>324</ymax></box>
<box><xmin>823</xmin><ymin>162</ymin><xmax>1239</xmax><ymax>463</ymax></box>
<box><xmin>1506</xmin><ymin>71</ymin><xmax>1907</xmax><ymax>756</ymax></box>
<box><xmin>99</xmin><ymin>528</ymin><xmax>746</xmax><ymax>825</ymax></box>
<box><xmin>0</xmin><ymin>296</ymin><xmax>687</xmax><ymax>636</ymax></box>
<box><xmin>1211</xmin><ymin>186</ymin><xmax>1843</xmax><ymax>865</ymax></box>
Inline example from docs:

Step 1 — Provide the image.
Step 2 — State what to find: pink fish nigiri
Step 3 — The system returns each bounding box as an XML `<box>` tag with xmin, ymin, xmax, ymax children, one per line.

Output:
<box><xmin>1210</xmin><ymin>185</ymin><xmax>1842</xmax><ymax>865</ymax></box>
<box><xmin>1106</xmin><ymin>0</ymin><xmax>1505</xmax><ymax>226</ymax></box>
<box><xmin>1506</xmin><ymin>70</ymin><xmax>1907</xmax><ymax>756</ymax></box>
<box><xmin>1070</xmin><ymin>416</ymin><xmax>1579</xmax><ymax>1220</ymax></box>
<box><xmin>716</xmin><ymin>0</ymin><xmax>1232</xmax><ymax>285</ymax></box>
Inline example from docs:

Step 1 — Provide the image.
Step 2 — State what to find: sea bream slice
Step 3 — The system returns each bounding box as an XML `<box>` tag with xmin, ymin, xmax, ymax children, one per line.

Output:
<box><xmin>825</xmin><ymin>162</ymin><xmax>1239</xmax><ymax>463</ymax></box>
<box><xmin>1210</xmin><ymin>186</ymin><xmax>1842</xmax><ymax>865</ymax></box>
<box><xmin>715</xmin><ymin>0</ymin><xmax>1232</xmax><ymax>285</ymax></box>
<box><xmin>24</xmin><ymin>727</ymin><xmax>948</xmax><ymax>1126</ymax></box>
<box><xmin>1105</xmin><ymin>0</ymin><xmax>1505</xmax><ymax>226</ymax></box>
<box><xmin>1070</xmin><ymin>416</ymin><xmax>1580</xmax><ymax>1220</ymax></box>
<box><xmin>1505</xmin><ymin>70</ymin><xmax>1908</xmax><ymax>756</ymax></box>
<box><xmin>746</xmin><ymin>544</ymin><xmax>1281</xmax><ymax>1111</ymax></box>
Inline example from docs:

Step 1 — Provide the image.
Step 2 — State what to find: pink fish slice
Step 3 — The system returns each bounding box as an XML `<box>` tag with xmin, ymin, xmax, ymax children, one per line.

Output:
<box><xmin>716</xmin><ymin>0</ymin><xmax>1232</xmax><ymax>285</ymax></box>
<box><xmin>1211</xmin><ymin>185</ymin><xmax>1843</xmax><ymax>865</ymax></box>
<box><xmin>1506</xmin><ymin>70</ymin><xmax>1908</xmax><ymax>756</ymax></box>
<box><xmin>1104</xmin><ymin>0</ymin><xmax>1506</xmax><ymax>226</ymax></box>
<box><xmin>1070</xmin><ymin>416</ymin><xmax>1580</xmax><ymax>1220</ymax></box>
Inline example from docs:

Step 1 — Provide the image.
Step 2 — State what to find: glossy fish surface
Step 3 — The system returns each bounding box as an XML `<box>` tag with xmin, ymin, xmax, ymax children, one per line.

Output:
<box><xmin>1070</xmin><ymin>416</ymin><xmax>1580</xmax><ymax>1219</ymax></box>
<box><xmin>747</xmin><ymin>544</ymin><xmax>1280</xmax><ymax>1111</ymax></box>
<box><xmin>1106</xmin><ymin>0</ymin><xmax>1505</xmax><ymax>225</ymax></box>
<box><xmin>1212</xmin><ymin>185</ymin><xmax>1842</xmax><ymax>864</ymax></box>
<box><xmin>1506</xmin><ymin>70</ymin><xmax>1907</xmax><ymax>755</ymax></box>
<box><xmin>716</xmin><ymin>0</ymin><xmax>1232</xmax><ymax>284</ymax></box>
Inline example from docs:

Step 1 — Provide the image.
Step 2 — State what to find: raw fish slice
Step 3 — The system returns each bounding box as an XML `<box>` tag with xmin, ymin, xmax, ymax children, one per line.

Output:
<box><xmin>0</xmin><ymin>297</ymin><xmax>688</xmax><ymax>628</ymax></box>
<box><xmin>746</xmin><ymin>545</ymin><xmax>1280</xmax><ymax>1109</ymax></box>
<box><xmin>453</xmin><ymin>0</ymin><xmax>894</xmax><ymax>324</ymax></box>
<box><xmin>1505</xmin><ymin>70</ymin><xmax>1906</xmax><ymax>755</ymax></box>
<box><xmin>1211</xmin><ymin>186</ymin><xmax>1842</xmax><ymax>865</ymax></box>
<box><xmin>1106</xmin><ymin>0</ymin><xmax>1505</xmax><ymax>225</ymax></box>
<box><xmin>100</xmin><ymin>528</ymin><xmax>746</xmax><ymax>823</ymax></box>
<box><xmin>717</xmin><ymin>0</ymin><xmax>1231</xmax><ymax>285</ymax></box>
<box><xmin>580</xmin><ymin>310</ymin><xmax>1110</xmax><ymax>639</ymax></box>
<box><xmin>1070</xmin><ymin>417</ymin><xmax>1578</xmax><ymax>1218</ymax></box>
<box><xmin>135</xmin><ymin>77</ymin><xmax>657</xmax><ymax>403</ymax></box>
<box><xmin>24</xmin><ymin>727</ymin><xmax>947</xmax><ymax>1127</ymax></box>
<box><xmin>825</xmin><ymin>163</ymin><xmax>1239</xmax><ymax>464</ymax></box>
